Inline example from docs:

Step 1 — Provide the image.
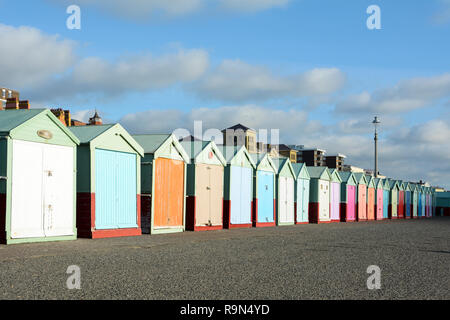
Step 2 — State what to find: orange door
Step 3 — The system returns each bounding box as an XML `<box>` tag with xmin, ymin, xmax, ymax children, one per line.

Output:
<box><xmin>153</xmin><ymin>158</ymin><xmax>185</xmax><ymax>228</ymax></box>
<box><xmin>367</xmin><ymin>188</ymin><xmax>375</xmax><ymax>220</ymax></box>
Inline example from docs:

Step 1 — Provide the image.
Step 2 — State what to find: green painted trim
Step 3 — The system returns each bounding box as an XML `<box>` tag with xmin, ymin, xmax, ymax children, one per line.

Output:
<box><xmin>10</xmin><ymin>109</ymin><xmax>80</xmax><ymax>145</ymax></box>
<box><xmin>330</xmin><ymin>169</ymin><xmax>342</xmax><ymax>183</ymax></box>
<box><xmin>153</xmin><ymin>134</ymin><xmax>190</xmax><ymax>163</ymax></box>
<box><xmin>5</xmin><ymin>235</ymin><xmax>77</xmax><ymax>245</ymax></box>
<box><xmin>89</xmin><ymin>124</ymin><xmax>144</xmax><ymax>157</ymax></box>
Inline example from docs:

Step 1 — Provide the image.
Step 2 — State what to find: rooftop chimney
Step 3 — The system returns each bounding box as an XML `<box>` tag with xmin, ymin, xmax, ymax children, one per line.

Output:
<box><xmin>19</xmin><ymin>100</ymin><xmax>30</xmax><ymax>110</ymax></box>
<box><xmin>5</xmin><ymin>98</ymin><xmax>19</xmax><ymax>110</ymax></box>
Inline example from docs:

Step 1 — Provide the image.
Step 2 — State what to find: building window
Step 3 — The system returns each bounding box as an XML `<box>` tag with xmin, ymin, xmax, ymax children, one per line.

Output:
<box><xmin>234</xmin><ymin>136</ymin><xmax>238</xmax><ymax>146</ymax></box>
<box><xmin>1</xmin><ymin>89</ymin><xmax>5</xmax><ymax>98</ymax></box>
<box><xmin>8</xmin><ymin>90</ymin><xmax>12</xmax><ymax>98</ymax></box>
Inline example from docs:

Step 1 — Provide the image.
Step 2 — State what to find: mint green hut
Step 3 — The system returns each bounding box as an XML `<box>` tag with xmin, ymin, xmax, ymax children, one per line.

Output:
<box><xmin>389</xmin><ymin>180</ymin><xmax>399</xmax><ymax>219</ymax></box>
<box><xmin>250</xmin><ymin>153</ymin><xmax>277</xmax><ymax>227</ymax></box>
<box><xmin>133</xmin><ymin>134</ymin><xmax>190</xmax><ymax>234</ymax></box>
<box><xmin>272</xmin><ymin>158</ymin><xmax>296</xmax><ymax>226</ymax></box>
<box><xmin>0</xmin><ymin>109</ymin><xmax>80</xmax><ymax>244</ymax></box>
<box><xmin>291</xmin><ymin>163</ymin><xmax>310</xmax><ymax>224</ymax></box>
<box><xmin>69</xmin><ymin>124</ymin><xmax>144</xmax><ymax>239</ymax></box>
<box><xmin>218</xmin><ymin>145</ymin><xmax>256</xmax><ymax>229</ymax></box>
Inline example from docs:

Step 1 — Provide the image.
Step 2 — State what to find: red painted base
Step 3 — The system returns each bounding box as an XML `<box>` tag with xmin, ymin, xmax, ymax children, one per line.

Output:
<box><xmin>0</xmin><ymin>193</ymin><xmax>6</xmax><ymax>243</ymax></box>
<box><xmin>228</xmin><ymin>223</ymin><xmax>253</xmax><ymax>229</ymax></box>
<box><xmin>254</xmin><ymin>222</ymin><xmax>276</xmax><ymax>227</ymax></box>
<box><xmin>330</xmin><ymin>219</ymin><xmax>341</xmax><ymax>223</ymax></box>
<box><xmin>192</xmin><ymin>225</ymin><xmax>223</xmax><ymax>232</ymax></box>
<box><xmin>295</xmin><ymin>221</ymin><xmax>309</xmax><ymax>225</ymax></box>
<box><xmin>91</xmin><ymin>228</ymin><xmax>142</xmax><ymax>239</ymax></box>
<box><xmin>77</xmin><ymin>193</ymin><xmax>142</xmax><ymax>239</ymax></box>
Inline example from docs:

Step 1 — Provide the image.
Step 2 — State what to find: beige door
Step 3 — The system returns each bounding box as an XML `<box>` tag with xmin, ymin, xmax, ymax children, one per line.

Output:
<box><xmin>195</xmin><ymin>164</ymin><xmax>224</xmax><ymax>227</ymax></box>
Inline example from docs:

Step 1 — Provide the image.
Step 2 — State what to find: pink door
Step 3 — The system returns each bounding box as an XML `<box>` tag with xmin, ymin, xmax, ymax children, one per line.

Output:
<box><xmin>376</xmin><ymin>191</ymin><xmax>383</xmax><ymax>220</ymax></box>
<box><xmin>358</xmin><ymin>185</ymin><xmax>367</xmax><ymax>220</ymax></box>
<box><xmin>347</xmin><ymin>185</ymin><xmax>356</xmax><ymax>221</ymax></box>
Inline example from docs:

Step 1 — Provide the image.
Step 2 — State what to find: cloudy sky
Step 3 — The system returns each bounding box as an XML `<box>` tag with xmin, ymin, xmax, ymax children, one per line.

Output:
<box><xmin>0</xmin><ymin>0</ymin><xmax>449</xmax><ymax>188</ymax></box>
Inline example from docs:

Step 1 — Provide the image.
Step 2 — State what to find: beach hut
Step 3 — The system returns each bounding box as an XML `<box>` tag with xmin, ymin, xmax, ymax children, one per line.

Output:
<box><xmin>250</xmin><ymin>153</ymin><xmax>277</xmax><ymax>227</ymax></box>
<box><xmin>338</xmin><ymin>172</ymin><xmax>357</xmax><ymax>222</ymax></box>
<box><xmin>389</xmin><ymin>180</ymin><xmax>399</xmax><ymax>219</ymax></box>
<box><xmin>397</xmin><ymin>181</ymin><xmax>405</xmax><ymax>219</ymax></box>
<box><xmin>329</xmin><ymin>169</ymin><xmax>342</xmax><ymax>223</ymax></box>
<box><xmin>365</xmin><ymin>175</ymin><xmax>376</xmax><ymax>221</ymax></box>
<box><xmin>420</xmin><ymin>186</ymin><xmax>426</xmax><ymax>218</ymax></box>
<box><xmin>273</xmin><ymin>158</ymin><xmax>296</xmax><ymax>226</ymax></box>
<box><xmin>411</xmin><ymin>184</ymin><xmax>419</xmax><ymax>219</ymax></box>
<box><xmin>353</xmin><ymin>173</ymin><xmax>368</xmax><ymax>221</ymax></box>
<box><xmin>70</xmin><ymin>124</ymin><xmax>144</xmax><ymax>239</ymax></box>
<box><xmin>180</xmin><ymin>141</ymin><xmax>226</xmax><ymax>231</ymax></box>
<box><xmin>133</xmin><ymin>134</ymin><xmax>190</xmax><ymax>234</ymax></box>
<box><xmin>219</xmin><ymin>146</ymin><xmax>256</xmax><ymax>229</ymax></box>
<box><xmin>404</xmin><ymin>183</ymin><xmax>412</xmax><ymax>218</ymax></box>
<box><xmin>307</xmin><ymin>167</ymin><xmax>332</xmax><ymax>224</ymax></box>
<box><xmin>436</xmin><ymin>192</ymin><xmax>450</xmax><ymax>217</ymax></box>
<box><xmin>0</xmin><ymin>109</ymin><xmax>79</xmax><ymax>244</ymax></box>
<box><xmin>425</xmin><ymin>187</ymin><xmax>431</xmax><ymax>218</ymax></box>
<box><xmin>373</xmin><ymin>178</ymin><xmax>384</xmax><ymax>220</ymax></box>
<box><xmin>291</xmin><ymin>163</ymin><xmax>310</xmax><ymax>224</ymax></box>
<box><xmin>382</xmin><ymin>179</ymin><xmax>390</xmax><ymax>219</ymax></box>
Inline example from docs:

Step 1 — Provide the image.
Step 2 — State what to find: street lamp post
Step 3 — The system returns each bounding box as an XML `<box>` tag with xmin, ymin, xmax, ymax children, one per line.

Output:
<box><xmin>372</xmin><ymin>116</ymin><xmax>381</xmax><ymax>178</ymax></box>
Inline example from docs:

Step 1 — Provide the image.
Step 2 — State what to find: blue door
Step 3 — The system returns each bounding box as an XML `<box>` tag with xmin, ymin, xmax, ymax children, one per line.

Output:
<box><xmin>257</xmin><ymin>171</ymin><xmax>274</xmax><ymax>223</ymax></box>
<box><xmin>296</xmin><ymin>179</ymin><xmax>309</xmax><ymax>223</ymax></box>
<box><xmin>418</xmin><ymin>193</ymin><xmax>422</xmax><ymax>217</ymax></box>
<box><xmin>383</xmin><ymin>190</ymin><xmax>389</xmax><ymax>219</ymax></box>
<box><xmin>95</xmin><ymin>149</ymin><xmax>137</xmax><ymax>230</ymax></box>
<box><xmin>406</xmin><ymin>191</ymin><xmax>411</xmax><ymax>217</ymax></box>
<box><xmin>230</xmin><ymin>166</ymin><xmax>252</xmax><ymax>225</ymax></box>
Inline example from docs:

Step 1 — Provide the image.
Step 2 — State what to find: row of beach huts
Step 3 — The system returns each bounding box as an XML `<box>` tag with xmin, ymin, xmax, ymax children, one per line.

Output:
<box><xmin>0</xmin><ymin>109</ymin><xmax>439</xmax><ymax>244</ymax></box>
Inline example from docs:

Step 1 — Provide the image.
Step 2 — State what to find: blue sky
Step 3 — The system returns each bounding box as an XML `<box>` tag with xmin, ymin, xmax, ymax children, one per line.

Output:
<box><xmin>0</xmin><ymin>0</ymin><xmax>449</xmax><ymax>187</ymax></box>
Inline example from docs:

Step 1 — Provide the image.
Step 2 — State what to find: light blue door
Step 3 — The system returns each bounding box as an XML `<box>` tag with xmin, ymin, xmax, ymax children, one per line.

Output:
<box><xmin>383</xmin><ymin>190</ymin><xmax>389</xmax><ymax>219</ymax></box>
<box><xmin>230</xmin><ymin>166</ymin><xmax>252</xmax><ymax>224</ymax></box>
<box><xmin>296</xmin><ymin>179</ymin><xmax>309</xmax><ymax>223</ymax></box>
<box><xmin>257</xmin><ymin>171</ymin><xmax>274</xmax><ymax>223</ymax></box>
<box><xmin>95</xmin><ymin>149</ymin><xmax>137</xmax><ymax>230</ymax></box>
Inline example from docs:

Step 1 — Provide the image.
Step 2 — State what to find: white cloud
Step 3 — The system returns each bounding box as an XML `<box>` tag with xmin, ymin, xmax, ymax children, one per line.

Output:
<box><xmin>0</xmin><ymin>24</ymin><xmax>76</xmax><ymax>89</ymax></box>
<box><xmin>27</xmin><ymin>48</ymin><xmax>210</xmax><ymax>102</ymax></box>
<box><xmin>193</xmin><ymin>60</ymin><xmax>346</xmax><ymax>102</ymax></box>
<box><xmin>53</xmin><ymin>0</ymin><xmax>290</xmax><ymax>19</ymax></box>
<box><xmin>120</xmin><ymin>104</ymin><xmax>310</xmax><ymax>137</ymax></box>
<box><xmin>120</xmin><ymin>105</ymin><xmax>450</xmax><ymax>188</ymax></box>
<box><xmin>336</xmin><ymin>73</ymin><xmax>450</xmax><ymax>114</ymax></box>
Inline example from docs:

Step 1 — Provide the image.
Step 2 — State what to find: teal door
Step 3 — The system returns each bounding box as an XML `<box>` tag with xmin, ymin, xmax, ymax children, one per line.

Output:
<box><xmin>95</xmin><ymin>149</ymin><xmax>137</xmax><ymax>229</ymax></box>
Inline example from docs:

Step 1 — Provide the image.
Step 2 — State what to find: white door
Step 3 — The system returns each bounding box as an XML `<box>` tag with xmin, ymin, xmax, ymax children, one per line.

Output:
<box><xmin>279</xmin><ymin>177</ymin><xmax>287</xmax><ymax>222</ymax></box>
<box><xmin>10</xmin><ymin>140</ymin><xmax>45</xmax><ymax>239</ymax></box>
<box><xmin>319</xmin><ymin>180</ymin><xmax>330</xmax><ymax>221</ymax></box>
<box><xmin>286</xmin><ymin>177</ymin><xmax>295</xmax><ymax>223</ymax></box>
<box><xmin>10</xmin><ymin>140</ymin><xmax>74</xmax><ymax>239</ymax></box>
<box><xmin>42</xmin><ymin>144</ymin><xmax>74</xmax><ymax>237</ymax></box>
